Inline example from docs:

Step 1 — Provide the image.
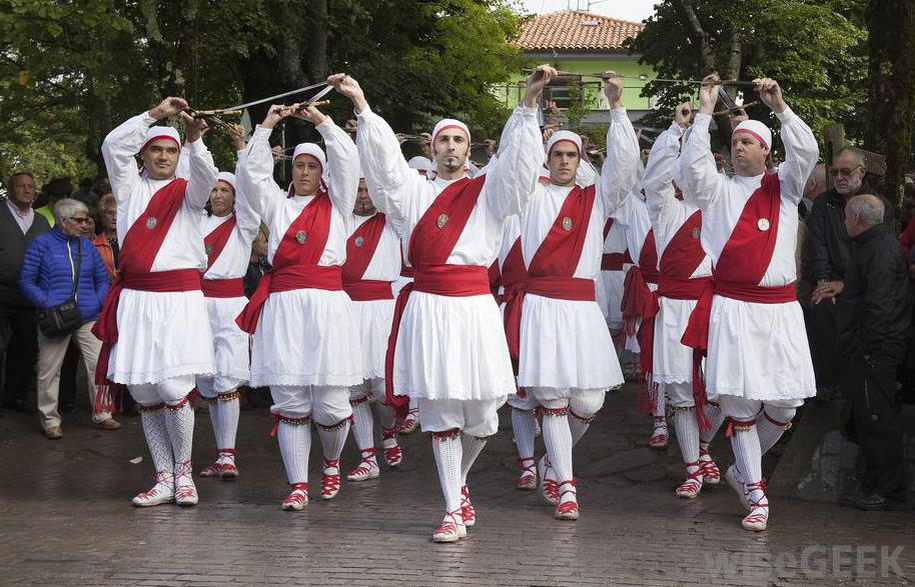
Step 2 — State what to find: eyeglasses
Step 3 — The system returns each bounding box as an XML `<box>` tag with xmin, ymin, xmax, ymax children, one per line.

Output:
<box><xmin>67</xmin><ymin>216</ymin><xmax>91</xmax><ymax>224</ymax></box>
<box><xmin>830</xmin><ymin>166</ymin><xmax>862</xmax><ymax>177</ymax></box>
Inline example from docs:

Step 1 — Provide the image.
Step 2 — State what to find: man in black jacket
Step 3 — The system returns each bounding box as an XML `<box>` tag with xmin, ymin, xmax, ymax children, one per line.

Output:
<box><xmin>0</xmin><ymin>172</ymin><xmax>51</xmax><ymax>414</ymax></box>
<box><xmin>828</xmin><ymin>194</ymin><xmax>911</xmax><ymax>511</ymax></box>
<box><xmin>805</xmin><ymin>147</ymin><xmax>894</xmax><ymax>392</ymax></box>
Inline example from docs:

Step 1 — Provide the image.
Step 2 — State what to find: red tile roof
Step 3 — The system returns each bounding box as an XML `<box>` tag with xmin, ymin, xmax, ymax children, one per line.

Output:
<box><xmin>514</xmin><ymin>10</ymin><xmax>644</xmax><ymax>53</ymax></box>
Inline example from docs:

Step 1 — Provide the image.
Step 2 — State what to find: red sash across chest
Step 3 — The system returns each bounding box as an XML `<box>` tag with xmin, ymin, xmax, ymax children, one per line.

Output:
<box><xmin>235</xmin><ymin>190</ymin><xmax>341</xmax><ymax>334</ymax></box>
<box><xmin>600</xmin><ymin>218</ymin><xmax>633</xmax><ymax>271</ymax></box>
<box><xmin>342</xmin><ymin>213</ymin><xmax>393</xmax><ymax>301</ymax></box>
<box><xmin>201</xmin><ymin>215</ymin><xmax>244</xmax><ymax>298</ymax></box>
<box><xmin>656</xmin><ymin>210</ymin><xmax>710</xmax><ymax>300</ymax></box>
<box><xmin>502</xmin><ymin>185</ymin><xmax>597</xmax><ymax>373</ymax></box>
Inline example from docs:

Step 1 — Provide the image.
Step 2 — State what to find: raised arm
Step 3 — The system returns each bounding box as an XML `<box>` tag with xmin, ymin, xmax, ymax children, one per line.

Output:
<box><xmin>101</xmin><ymin>113</ymin><xmax>151</xmax><ymax>201</ymax></box>
<box><xmin>643</xmin><ymin>111</ymin><xmax>688</xmax><ymax>227</ymax></box>
<box><xmin>672</xmin><ymin>75</ymin><xmax>726</xmax><ymax>210</ymax></box>
<box><xmin>182</xmin><ymin>132</ymin><xmax>218</xmax><ymax>211</ymax></box>
<box><xmin>240</xmin><ymin>108</ymin><xmax>289</xmax><ymax>224</ymax></box>
<box><xmin>597</xmin><ymin>75</ymin><xmax>641</xmax><ymax>217</ymax></box>
<box><xmin>483</xmin><ymin>107</ymin><xmax>543</xmax><ymax>217</ymax></box>
<box><xmin>775</xmin><ymin>108</ymin><xmax>818</xmax><ymax>205</ymax></box>
<box><xmin>315</xmin><ymin>116</ymin><xmax>359</xmax><ymax>230</ymax></box>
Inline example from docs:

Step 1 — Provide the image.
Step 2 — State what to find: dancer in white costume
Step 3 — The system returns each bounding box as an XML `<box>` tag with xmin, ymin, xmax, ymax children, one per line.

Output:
<box><xmin>675</xmin><ymin>75</ymin><xmax>818</xmax><ymax>531</ymax></box>
<box><xmin>334</xmin><ymin>68</ymin><xmax>544</xmax><ymax>542</ymax></box>
<box><xmin>237</xmin><ymin>103</ymin><xmax>362</xmax><ymax>510</ymax></box>
<box><xmin>343</xmin><ymin>175</ymin><xmax>404</xmax><ymax>481</ymax></box>
<box><xmin>99</xmin><ymin>97</ymin><xmax>217</xmax><ymax>507</ymax></box>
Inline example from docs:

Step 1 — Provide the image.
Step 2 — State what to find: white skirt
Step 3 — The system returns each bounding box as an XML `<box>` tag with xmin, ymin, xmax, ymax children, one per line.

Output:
<box><xmin>652</xmin><ymin>297</ymin><xmax>697</xmax><ymax>385</ymax></box>
<box><xmin>392</xmin><ymin>291</ymin><xmax>515</xmax><ymax>400</ymax></box>
<box><xmin>249</xmin><ymin>288</ymin><xmax>364</xmax><ymax>387</ymax></box>
<box><xmin>517</xmin><ymin>294</ymin><xmax>624</xmax><ymax>391</ymax></box>
<box><xmin>595</xmin><ymin>268</ymin><xmax>626</xmax><ymax>330</ymax></box>
<box><xmin>205</xmin><ymin>296</ymin><xmax>250</xmax><ymax>384</ymax></box>
<box><xmin>108</xmin><ymin>289</ymin><xmax>214</xmax><ymax>385</ymax></box>
<box><xmin>706</xmin><ymin>296</ymin><xmax>815</xmax><ymax>401</ymax></box>
<box><xmin>353</xmin><ymin>298</ymin><xmax>395</xmax><ymax>380</ymax></box>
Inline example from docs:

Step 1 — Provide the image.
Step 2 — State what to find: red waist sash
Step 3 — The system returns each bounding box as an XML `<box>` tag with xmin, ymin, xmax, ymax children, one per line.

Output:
<box><xmin>236</xmin><ymin>265</ymin><xmax>343</xmax><ymax>334</ymax></box>
<box><xmin>400</xmin><ymin>265</ymin><xmax>414</xmax><ymax>278</ymax></box>
<box><xmin>385</xmin><ymin>264</ymin><xmax>491</xmax><ymax>409</ymax></box>
<box><xmin>656</xmin><ymin>275</ymin><xmax>712</xmax><ymax>301</ymax></box>
<box><xmin>601</xmin><ymin>251</ymin><xmax>633</xmax><ymax>271</ymax></box>
<box><xmin>201</xmin><ymin>277</ymin><xmax>245</xmax><ymax>298</ymax></box>
<box><xmin>344</xmin><ymin>279</ymin><xmax>394</xmax><ymax>301</ymax></box>
<box><xmin>92</xmin><ymin>268</ymin><xmax>202</xmax><ymax>385</ymax></box>
<box><xmin>503</xmin><ymin>276</ymin><xmax>595</xmax><ymax>373</ymax></box>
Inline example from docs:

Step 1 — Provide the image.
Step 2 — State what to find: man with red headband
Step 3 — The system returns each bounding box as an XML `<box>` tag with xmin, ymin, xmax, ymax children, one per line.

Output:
<box><xmin>196</xmin><ymin>124</ymin><xmax>260</xmax><ymax>480</ymax></box>
<box><xmin>331</xmin><ymin>68</ymin><xmax>545</xmax><ymax>542</ymax></box>
<box><xmin>237</xmin><ymin>103</ymin><xmax>362</xmax><ymax>510</ymax></box>
<box><xmin>675</xmin><ymin>75</ymin><xmax>818</xmax><ymax>531</ymax></box>
<box><xmin>342</xmin><ymin>171</ymin><xmax>404</xmax><ymax>482</ymax></box>
<box><xmin>640</xmin><ymin>102</ymin><xmax>725</xmax><ymax>500</ymax></box>
<box><xmin>502</xmin><ymin>75</ymin><xmax>638</xmax><ymax>521</ymax></box>
<box><xmin>99</xmin><ymin>97</ymin><xmax>218</xmax><ymax>507</ymax></box>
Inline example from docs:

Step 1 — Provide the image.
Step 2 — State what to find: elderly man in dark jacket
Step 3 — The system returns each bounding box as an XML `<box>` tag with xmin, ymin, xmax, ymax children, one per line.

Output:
<box><xmin>828</xmin><ymin>194</ymin><xmax>911</xmax><ymax>511</ymax></box>
<box><xmin>19</xmin><ymin>198</ymin><xmax>119</xmax><ymax>439</ymax></box>
<box><xmin>805</xmin><ymin>147</ymin><xmax>894</xmax><ymax>392</ymax></box>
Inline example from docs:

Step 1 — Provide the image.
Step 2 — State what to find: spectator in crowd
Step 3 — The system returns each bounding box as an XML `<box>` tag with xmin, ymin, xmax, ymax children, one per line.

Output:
<box><xmin>799</xmin><ymin>163</ymin><xmax>826</xmax><ymax>218</ymax></box>
<box><xmin>71</xmin><ymin>177</ymin><xmax>99</xmax><ymax>210</ymax></box>
<box><xmin>34</xmin><ymin>177</ymin><xmax>74</xmax><ymax>227</ymax></box>
<box><xmin>0</xmin><ymin>172</ymin><xmax>51</xmax><ymax>415</ymax></box>
<box><xmin>19</xmin><ymin>198</ymin><xmax>119</xmax><ymax>438</ymax></box>
<box><xmin>242</xmin><ymin>224</ymin><xmax>270</xmax><ymax>299</ymax></box>
<box><xmin>829</xmin><ymin>194</ymin><xmax>911</xmax><ymax>511</ymax></box>
<box><xmin>804</xmin><ymin>147</ymin><xmax>894</xmax><ymax>394</ymax></box>
<box><xmin>92</xmin><ymin>194</ymin><xmax>118</xmax><ymax>281</ymax></box>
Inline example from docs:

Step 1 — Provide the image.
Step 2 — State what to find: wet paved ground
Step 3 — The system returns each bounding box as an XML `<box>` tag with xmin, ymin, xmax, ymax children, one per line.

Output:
<box><xmin>0</xmin><ymin>383</ymin><xmax>913</xmax><ymax>586</ymax></box>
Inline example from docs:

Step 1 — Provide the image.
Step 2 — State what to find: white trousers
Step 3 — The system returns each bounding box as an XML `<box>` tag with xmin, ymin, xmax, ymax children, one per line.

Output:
<box><xmin>271</xmin><ymin>384</ymin><xmax>352</xmax><ymax>425</ymax></box>
<box><xmin>507</xmin><ymin>387</ymin><xmax>605</xmax><ymax>416</ymax></box>
<box><xmin>129</xmin><ymin>374</ymin><xmax>196</xmax><ymax>406</ymax></box>
<box><xmin>417</xmin><ymin>398</ymin><xmax>504</xmax><ymax>437</ymax></box>
<box><xmin>718</xmin><ymin>395</ymin><xmax>804</xmax><ymax>421</ymax></box>
<box><xmin>37</xmin><ymin>321</ymin><xmax>110</xmax><ymax>429</ymax></box>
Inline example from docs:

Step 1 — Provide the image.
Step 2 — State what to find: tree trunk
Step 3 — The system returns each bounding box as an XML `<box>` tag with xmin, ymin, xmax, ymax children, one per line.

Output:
<box><xmin>169</xmin><ymin>0</ymin><xmax>202</xmax><ymax>99</ymax></box>
<box><xmin>865</xmin><ymin>0</ymin><xmax>915</xmax><ymax>222</ymax></box>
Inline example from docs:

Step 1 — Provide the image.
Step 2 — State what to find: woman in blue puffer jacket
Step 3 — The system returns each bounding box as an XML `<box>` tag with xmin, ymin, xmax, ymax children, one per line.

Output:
<box><xmin>20</xmin><ymin>198</ymin><xmax>121</xmax><ymax>439</ymax></box>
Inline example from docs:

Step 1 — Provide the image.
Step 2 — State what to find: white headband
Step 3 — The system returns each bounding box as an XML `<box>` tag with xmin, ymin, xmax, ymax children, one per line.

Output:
<box><xmin>292</xmin><ymin>143</ymin><xmax>327</xmax><ymax>169</ymax></box>
<box><xmin>215</xmin><ymin>171</ymin><xmax>235</xmax><ymax>192</ymax></box>
<box><xmin>733</xmin><ymin>120</ymin><xmax>772</xmax><ymax>151</ymax></box>
<box><xmin>431</xmin><ymin>118</ymin><xmax>471</xmax><ymax>145</ymax></box>
<box><xmin>142</xmin><ymin>126</ymin><xmax>181</xmax><ymax>152</ymax></box>
<box><xmin>546</xmin><ymin>130</ymin><xmax>582</xmax><ymax>155</ymax></box>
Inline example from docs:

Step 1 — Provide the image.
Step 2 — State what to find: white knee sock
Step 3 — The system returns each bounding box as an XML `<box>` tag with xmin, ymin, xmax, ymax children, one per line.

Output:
<box><xmin>140</xmin><ymin>406</ymin><xmax>173</xmax><ymax>478</ymax></box>
<box><xmin>699</xmin><ymin>401</ymin><xmax>725</xmax><ymax>446</ymax></box>
<box><xmin>163</xmin><ymin>402</ymin><xmax>195</xmax><ymax>482</ymax></box>
<box><xmin>673</xmin><ymin>407</ymin><xmax>700</xmax><ymax>464</ymax></box>
<box><xmin>511</xmin><ymin>408</ymin><xmax>536</xmax><ymax>460</ymax></box>
<box><xmin>568</xmin><ymin>413</ymin><xmax>591</xmax><ymax>448</ymax></box>
<box><xmin>215</xmin><ymin>395</ymin><xmax>240</xmax><ymax>461</ymax></box>
<box><xmin>757</xmin><ymin>407</ymin><xmax>796</xmax><ymax>455</ymax></box>
<box><xmin>432</xmin><ymin>432</ymin><xmax>463</xmax><ymax>514</ymax></box>
<box><xmin>208</xmin><ymin>399</ymin><xmax>223</xmax><ymax>451</ymax></box>
<box><xmin>317</xmin><ymin>419</ymin><xmax>351</xmax><ymax>463</ymax></box>
<box><xmin>540</xmin><ymin>412</ymin><xmax>573</xmax><ymax>483</ymax></box>
<box><xmin>278</xmin><ymin>421</ymin><xmax>311</xmax><ymax>485</ymax></box>
<box><xmin>350</xmin><ymin>400</ymin><xmax>375</xmax><ymax>452</ymax></box>
<box><xmin>377</xmin><ymin>403</ymin><xmax>396</xmax><ymax>436</ymax></box>
<box><xmin>460</xmin><ymin>433</ymin><xmax>487</xmax><ymax>486</ymax></box>
<box><xmin>730</xmin><ymin>424</ymin><xmax>763</xmax><ymax>484</ymax></box>
<box><xmin>654</xmin><ymin>385</ymin><xmax>667</xmax><ymax>419</ymax></box>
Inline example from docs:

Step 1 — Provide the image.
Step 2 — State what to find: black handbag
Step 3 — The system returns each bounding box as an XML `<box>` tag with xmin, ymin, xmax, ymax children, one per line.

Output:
<box><xmin>37</xmin><ymin>240</ymin><xmax>84</xmax><ymax>338</ymax></box>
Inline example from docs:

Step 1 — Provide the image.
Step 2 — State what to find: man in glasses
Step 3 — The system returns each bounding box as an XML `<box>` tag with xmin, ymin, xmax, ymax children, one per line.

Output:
<box><xmin>805</xmin><ymin>147</ymin><xmax>894</xmax><ymax>396</ymax></box>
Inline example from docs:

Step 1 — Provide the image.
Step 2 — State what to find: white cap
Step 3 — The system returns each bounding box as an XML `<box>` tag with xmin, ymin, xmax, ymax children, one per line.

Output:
<box><xmin>142</xmin><ymin>126</ymin><xmax>181</xmax><ymax>152</ymax></box>
<box><xmin>431</xmin><ymin>118</ymin><xmax>470</xmax><ymax>145</ymax></box>
<box><xmin>733</xmin><ymin>120</ymin><xmax>772</xmax><ymax>151</ymax></box>
<box><xmin>215</xmin><ymin>172</ymin><xmax>235</xmax><ymax>191</ymax></box>
<box><xmin>545</xmin><ymin>130</ymin><xmax>582</xmax><ymax>155</ymax></box>
<box><xmin>292</xmin><ymin>143</ymin><xmax>326</xmax><ymax>169</ymax></box>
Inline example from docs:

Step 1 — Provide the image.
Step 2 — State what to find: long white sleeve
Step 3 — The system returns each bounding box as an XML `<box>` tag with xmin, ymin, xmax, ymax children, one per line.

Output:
<box><xmin>775</xmin><ymin>107</ymin><xmax>819</xmax><ymax>205</ymax></box>
<box><xmin>673</xmin><ymin>113</ymin><xmax>725</xmax><ymax>211</ymax></box>
<box><xmin>101</xmin><ymin>112</ymin><xmax>155</xmax><ymax>203</ymax></box>
<box><xmin>182</xmin><ymin>138</ymin><xmax>218</xmax><ymax>211</ymax></box>
<box><xmin>317</xmin><ymin>117</ymin><xmax>359</xmax><ymax>232</ymax></box>
<box><xmin>240</xmin><ymin>126</ymin><xmax>285</xmax><ymax>225</ymax></box>
<box><xmin>642</xmin><ymin>122</ymin><xmax>684</xmax><ymax>228</ymax></box>
<box><xmin>482</xmin><ymin>106</ymin><xmax>543</xmax><ymax>218</ymax></box>
<box><xmin>232</xmin><ymin>149</ymin><xmax>261</xmax><ymax>242</ymax></box>
<box><xmin>356</xmin><ymin>106</ymin><xmax>425</xmax><ymax>226</ymax></box>
<box><xmin>597</xmin><ymin>108</ymin><xmax>641</xmax><ymax>217</ymax></box>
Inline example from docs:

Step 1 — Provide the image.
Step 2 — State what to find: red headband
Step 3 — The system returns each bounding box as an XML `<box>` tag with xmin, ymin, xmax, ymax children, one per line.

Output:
<box><xmin>433</xmin><ymin>124</ymin><xmax>469</xmax><ymax>143</ymax></box>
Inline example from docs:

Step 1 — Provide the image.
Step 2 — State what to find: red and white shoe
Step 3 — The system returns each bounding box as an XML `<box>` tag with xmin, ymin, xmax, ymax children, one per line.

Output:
<box><xmin>554</xmin><ymin>480</ymin><xmax>579</xmax><ymax>520</ymax></box>
<box><xmin>174</xmin><ymin>460</ymin><xmax>198</xmax><ymax>507</ymax></box>
<box><xmin>347</xmin><ymin>449</ymin><xmax>380</xmax><ymax>482</ymax></box>
<box><xmin>699</xmin><ymin>448</ymin><xmax>720</xmax><ymax>486</ymax></box>
<box><xmin>132</xmin><ymin>470</ymin><xmax>175</xmax><ymax>507</ymax></box>
<box><xmin>199</xmin><ymin>459</ymin><xmax>239</xmax><ymax>480</ymax></box>
<box><xmin>648</xmin><ymin>416</ymin><xmax>668</xmax><ymax>450</ymax></box>
<box><xmin>741</xmin><ymin>481</ymin><xmax>769</xmax><ymax>531</ymax></box>
<box><xmin>675</xmin><ymin>461</ymin><xmax>704</xmax><ymax>499</ymax></box>
<box><xmin>724</xmin><ymin>465</ymin><xmax>750</xmax><ymax>510</ymax></box>
<box><xmin>432</xmin><ymin>510</ymin><xmax>466</xmax><ymax>543</ymax></box>
<box><xmin>537</xmin><ymin>455</ymin><xmax>559</xmax><ymax>506</ymax></box>
<box><xmin>516</xmin><ymin>457</ymin><xmax>537</xmax><ymax>490</ymax></box>
<box><xmin>381</xmin><ymin>426</ymin><xmax>403</xmax><ymax>467</ymax></box>
<box><xmin>282</xmin><ymin>482</ymin><xmax>308</xmax><ymax>511</ymax></box>
<box><xmin>397</xmin><ymin>408</ymin><xmax>419</xmax><ymax>434</ymax></box>
<box><xmin>321</xmin><ymin>459</ymin><xmax>341</xmax><ymax>500</ymax></box>
<box><xmin>460</xmin><ymin>485</ymin><xmax>476</xmax><ymax>528</ymax></box>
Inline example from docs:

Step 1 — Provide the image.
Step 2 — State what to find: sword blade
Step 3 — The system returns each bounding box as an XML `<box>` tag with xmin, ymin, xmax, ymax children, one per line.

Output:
<box><xmin>217</xmin><ymin>82</ymin><xmax>330</xmax><ymax>113</ymax></box>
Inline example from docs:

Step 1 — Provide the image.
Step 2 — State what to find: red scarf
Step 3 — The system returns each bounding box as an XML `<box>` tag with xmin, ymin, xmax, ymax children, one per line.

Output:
<box><xmin>342</xmin><ymin>213</ymin><xmax>393</xmax><ymax>301</ymax></box>
<box><xmin>620</xmin><ymin>228</ymin><xmax>660</xmax><ymax>410</ymax></box>
<box><xmin>385</xmin><ymin>176</ymin><xmax>487</xmax><ymax>415</ymax></box>
<box><xmin>236</xmin><ymin>190</ymin><xmax>339</xmax><ymax>333</ymax></box>
<box><xmin>503</xmin><ymin>185</ymin><xmax>596</xmax><ymax>374</ymax></box>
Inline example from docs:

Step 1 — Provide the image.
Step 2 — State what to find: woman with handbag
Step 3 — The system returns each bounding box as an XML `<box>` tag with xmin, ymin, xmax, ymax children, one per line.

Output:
<box><xmin>19</xmin><ymin>198</ymin><xmax>120</xmax><ymax>439</ymax></box>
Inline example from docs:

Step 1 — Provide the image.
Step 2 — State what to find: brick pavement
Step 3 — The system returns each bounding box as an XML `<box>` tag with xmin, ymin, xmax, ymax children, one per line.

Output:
<box><xmin>0</xmin><ymin>384</ymin><xmax>912</xmax><ymax>586</ymax></box>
